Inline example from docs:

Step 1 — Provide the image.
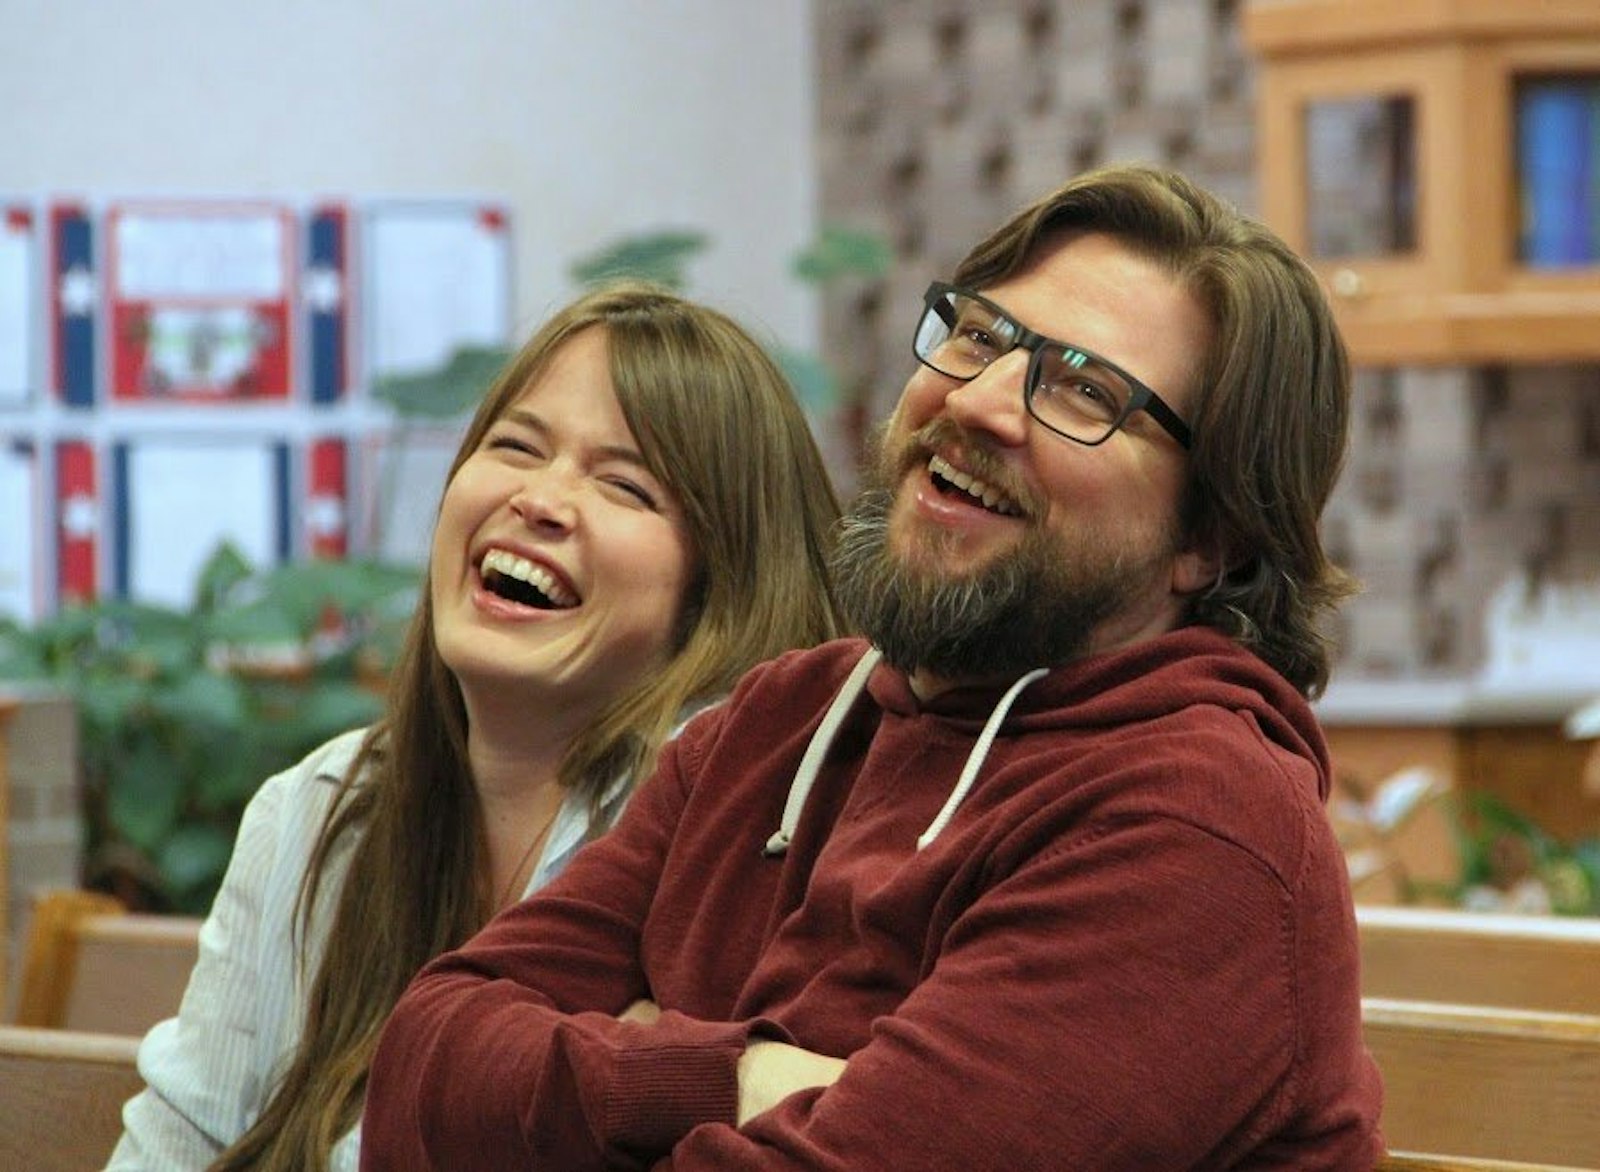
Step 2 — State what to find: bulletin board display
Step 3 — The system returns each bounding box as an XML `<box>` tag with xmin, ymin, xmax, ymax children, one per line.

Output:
<box><xmin>355</xmin><ymin>425</ymin><xmax>464</xmax><ymax>567</ymax></box>
<box><xmin>105</xmin><ymin>201</ymin><xmax>296</xmax><ymax>403</ymax></box>
<box><xmin>0</xmin><ymin>193</ymin><xmax>514</xmax><ymax>620</ymax></box>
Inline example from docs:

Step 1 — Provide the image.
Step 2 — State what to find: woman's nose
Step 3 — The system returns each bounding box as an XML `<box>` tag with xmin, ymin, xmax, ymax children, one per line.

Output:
<box><xmin>943</xmin><ymin>349</ymin><xmax>1031</xmax><ymax>445</ymax></box>
<box><xmin>509</xmin><ymin>471</ymin><xmax>579</xmax><ymax>533</ymax></box>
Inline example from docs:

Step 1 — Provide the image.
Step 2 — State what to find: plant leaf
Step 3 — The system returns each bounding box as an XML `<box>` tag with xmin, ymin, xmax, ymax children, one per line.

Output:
<box><xmin>210</xmin><ymin>557</ymin><xmax>419</xmax><ymax>643</ymax></box>
<box><xmin>791</xmin><ymin>225</ymin><xmax>893</xmax><ymax>283</ymax></box>
<box><xmin>151</xmin><ymin>671</ymin><xmax>251</xmax><ymax>730</ymax></box>
<box><xmin>192</xmin><ymin>731</ymin><xmax>278</xmax><ymax>809</ymax></box>
<box><xmin>157</xmin><ymin>823</ymin><xmax>237</xmax><ymax>906</ymax></box>
<box><xmin>569</xmin><ymin>231</ymin><xmax>709</xmax><ymax>290</ymax></box>
<box><xmin>770</xmin><ymin>344</ymin><xmax>838</xmax><ymax>413</ymax></box>
<box><xmin>77</xmin><ymin>674</ymin><xmax>155</xmax><ymax>730</ymax></box>
<box><xmin>371</xmin><ymin>345</ymin><xmax>509</xmax><ymax>419</ymax></box>
<box><xmin>0</xmin><ymin>619</ymin><xmax>49</xmax><ymax>679</ymax></box>
<box><xmin>107</xmin><ymin>739</ymin><xmax>187</xmax><ymax>852</ymax></box>
<box><xmin>267</xmin><ymin>680</ymin><xmax>384</xmax><ymax>750</ymax></box>
<box><xmin>194</xmin><ymin>541</ymin><xmax>256</xmax><ymax>614</ymax></box>
<box><xmin>204</xmin><ymin>598</ymin><xmax>306</xmax><ymax>645</ymax></box>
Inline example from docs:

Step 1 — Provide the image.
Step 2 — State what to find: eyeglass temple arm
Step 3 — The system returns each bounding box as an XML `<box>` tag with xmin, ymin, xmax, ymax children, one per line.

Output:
<box><xmin>1141</xmin><ymin>394</ymin><xmax>1193</xmax><ymax>449</ymax></box>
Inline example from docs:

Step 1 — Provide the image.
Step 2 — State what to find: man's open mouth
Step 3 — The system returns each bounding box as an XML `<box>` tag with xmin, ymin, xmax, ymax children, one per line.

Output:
<box><xmin>927</xmin><ymin>455</ymin><xmax>1023</xmax><ymax>517</ymax></box>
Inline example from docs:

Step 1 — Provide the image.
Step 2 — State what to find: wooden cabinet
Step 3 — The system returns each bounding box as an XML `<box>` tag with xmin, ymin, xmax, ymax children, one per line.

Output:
<box><xmin>1244</xmin><ymin>1</ymin><xmax>1600</xmax><ymax>365</ymax></box>
<box><xmin>1325</xmin><ymin>719</ymin><xmax>1600</xmax><ymax>844</ymax></box>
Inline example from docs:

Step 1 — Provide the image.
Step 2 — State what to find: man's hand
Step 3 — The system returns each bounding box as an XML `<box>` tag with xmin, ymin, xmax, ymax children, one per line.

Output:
<box><xmin>736</xmin><ymin>1040</ymin><xmax>847</xmax><ymax>1125</ymax></box>
<box><xmin>616</xmin><ymin>1003</ymin><xmax>847</xmax><ymax>1125</ymax></box>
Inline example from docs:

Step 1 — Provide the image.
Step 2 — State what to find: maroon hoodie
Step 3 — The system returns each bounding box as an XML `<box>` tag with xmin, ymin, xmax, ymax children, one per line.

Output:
<box><xmin>362</xmin><ymin>629</ymin><xmax>1383</xmax><ymax>1170</ymax></box>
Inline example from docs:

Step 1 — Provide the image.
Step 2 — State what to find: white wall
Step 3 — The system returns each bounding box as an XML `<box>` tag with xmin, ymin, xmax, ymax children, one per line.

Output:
<box><xmin>0</xmin><ymin>0</ymin><xmax>818</xmax><ymax>346</ymax></box>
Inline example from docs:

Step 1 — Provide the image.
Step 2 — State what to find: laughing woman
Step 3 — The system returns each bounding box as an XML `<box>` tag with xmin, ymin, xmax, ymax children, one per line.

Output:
<box><xmin>106</xmin><ymin>282</ymin><xmax>846</xmax><ymax>1172</ymax></box>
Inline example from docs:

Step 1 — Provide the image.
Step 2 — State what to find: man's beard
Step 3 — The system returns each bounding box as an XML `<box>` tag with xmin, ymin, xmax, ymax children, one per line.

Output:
<box><xmin>830</xmin><ymin>427</ymin><xmax>1178</xmax><ymax>682</ymax></box>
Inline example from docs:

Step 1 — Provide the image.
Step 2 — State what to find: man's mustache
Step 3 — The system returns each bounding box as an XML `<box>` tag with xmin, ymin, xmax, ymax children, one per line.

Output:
<box><xmin>887</xmin><ymin>418</ymin><xmax>1045</xmax><ymax>521</ymax></box>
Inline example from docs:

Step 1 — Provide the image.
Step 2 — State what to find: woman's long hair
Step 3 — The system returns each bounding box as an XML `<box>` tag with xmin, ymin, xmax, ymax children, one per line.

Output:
<box><xmin>212</xmin><ymin>282</ymin><xmax>845</xmax><ymax>1170</ymax></box>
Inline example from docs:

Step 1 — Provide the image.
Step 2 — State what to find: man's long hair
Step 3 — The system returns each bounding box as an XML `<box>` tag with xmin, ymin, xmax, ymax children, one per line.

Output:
<box><xmin>212</xmin><ymin>282</ymin><xmax>846</xmax><ymax>1171</ymax></box>
<box><xmin>952</xmin><ymin>164</ymin><xmax>1358</xmax><ymax>697</ymax></box>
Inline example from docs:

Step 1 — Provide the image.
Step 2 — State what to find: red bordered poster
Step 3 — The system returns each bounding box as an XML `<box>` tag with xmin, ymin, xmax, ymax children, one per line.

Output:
<box><xmin>106</xmin><ymin>200</ymin><xmax>295</xmax><ymax>402</ymax></box>
<box><xmin>56</xmin><ymin>438</ymin><xmax>99</xmax><ymax>603</ymax></box>
<box><xmin>306</xmin><ymin>436</ymin><xmax>349</xmax><ymax>559</ymax></box>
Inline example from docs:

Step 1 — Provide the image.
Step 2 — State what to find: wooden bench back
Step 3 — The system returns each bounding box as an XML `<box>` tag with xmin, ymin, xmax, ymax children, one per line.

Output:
<box><xmin>0</xmin><ymin>1024</ymin><xmax>142</xmax><ymax>1171</ymax></box>
<box><xmin>14</xmin><ymin>889</ymin><xmax>200</xmax><ymax>1034</ymax></box>
<box><xmin>1364</xmin><ymin>997</ymin><xmax>1600</xmax><ymax>1168</ymax></box>
<box><xmin>1379</xmin><ymin>1153</ymin><xmax>1595</xmax><ymax>1171</ymax></box>
<box><xmin>1359</xmin><ymin>906</ymin><xmax>1600</xmax><ymax>1016</ymax></box>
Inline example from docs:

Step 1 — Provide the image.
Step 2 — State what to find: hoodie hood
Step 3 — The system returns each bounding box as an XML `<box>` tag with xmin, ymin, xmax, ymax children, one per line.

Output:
<box><xmin>867</xmin><ymin>626</ymin><xmax>1331</xmax><ymax>799</ymax></box>
<box><xmin>764</xmin><ymin>628</ymin><xmax>1331</xmax><ymax>858</ymax></box>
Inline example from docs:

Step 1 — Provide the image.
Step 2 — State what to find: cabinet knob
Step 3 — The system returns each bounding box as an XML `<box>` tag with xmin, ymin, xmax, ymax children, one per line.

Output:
<box><xmin>1331</xmin><ymin>267</ymin><xmax>1367</xmax><ymax>299</ymax></box>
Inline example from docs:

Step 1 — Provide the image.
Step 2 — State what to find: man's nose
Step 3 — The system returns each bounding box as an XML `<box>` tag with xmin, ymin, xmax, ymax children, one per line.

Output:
<box><xmin>942</xmin><ymin>349</ymin><xmax>1031</xmax><ymax>445</ymax></box>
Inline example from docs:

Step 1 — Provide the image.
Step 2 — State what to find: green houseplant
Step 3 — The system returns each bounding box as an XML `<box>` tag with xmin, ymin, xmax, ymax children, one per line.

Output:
<box><xmin>1450</xmin><ymin>791</ymin><xmax>1600</xmax><ymax>915</ymax></box>
<box><xmin>0</xmin><ymin>544</ymin><xmax>418</xmax><ymax>914</ymax></box>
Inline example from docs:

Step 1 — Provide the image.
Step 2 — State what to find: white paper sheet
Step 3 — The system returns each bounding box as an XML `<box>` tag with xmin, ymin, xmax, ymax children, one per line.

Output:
<box><xmin>365</xmin><ymin>204</ymin><xmax>511</xmax><ymax>382</ymax></box>
<box><xmin>360</xmin><ymin>428</ymin><xmax>460</xmax><ymax>567</ymax></box>
<box><xmin>113</xmin><ymin>208</ymin><xmax>287</xmax><ymax>300</ymax></box>
<box><xmin>0</xmin><ymin>440</ymin><xmax>40</xmax><ymax>620</ymax></box>
<box><xmin>118</xmin><ymin>438</ymin><xmax>283</xmax><ymax>607</ymax></box>
<box><xmin>0</xmin><ymin>209</ymin><xmax>34</xmax><ymax>406</ymax></box>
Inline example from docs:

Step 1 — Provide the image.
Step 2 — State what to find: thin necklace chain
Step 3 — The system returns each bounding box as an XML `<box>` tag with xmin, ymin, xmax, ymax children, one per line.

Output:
<box><xmin>495</xmin><ymin>800</ymin><xmax>562</xmax><ymax>911</ymax></box>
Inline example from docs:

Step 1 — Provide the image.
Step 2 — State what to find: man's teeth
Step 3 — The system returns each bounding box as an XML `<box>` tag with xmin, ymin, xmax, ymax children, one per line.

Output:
<box><xmin>479</xmin><ymin>549</ymin><xmax>578</xmax><ymax>608</ymax></box>
<box><xmin>928</xmin><ymin>455</ymin><xmax>1022</xmax><ymax>516</ymax></box>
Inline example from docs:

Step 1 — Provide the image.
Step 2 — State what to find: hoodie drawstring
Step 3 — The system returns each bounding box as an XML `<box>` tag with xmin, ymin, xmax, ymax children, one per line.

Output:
<box><xmin>915</xmin><ymin>667</ymin><xmax>1048</xmax><ymax>849</ymax></box>
<box><xmin>763</xmin><ymin>648</ymin><xmax>1049</xmax><ymax>856</ymax></box>
<box><xmin>763</xmin><ymin>647</ymin><xmax>882</xmax><ymax>856</ymax></box>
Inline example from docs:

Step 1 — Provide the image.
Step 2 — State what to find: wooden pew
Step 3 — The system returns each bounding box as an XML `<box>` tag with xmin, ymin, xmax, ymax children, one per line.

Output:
<box><xmin>1379</xmin><ymin>1153</ymin><xmax>1594</xmax><ymax>1171</ymax></box>
<box><xmin>0</xmin><ymin>1024</ymin><xmax>142</xmax><ymax>1171</ymax></box>
<box><xmin>14</xmin><ymin>889</ymin><xmax>200</xmax><ymax>1034</ymax></box>
<box><xmin>1359</xmin><ymin>906</ymin><xmax>1600</xmax><ymax>1016</ymax></box>
<box><xmin>1364</xmin><ymin>997</ymin><xmax>1600</xmax><ymax>1168</ymax></box>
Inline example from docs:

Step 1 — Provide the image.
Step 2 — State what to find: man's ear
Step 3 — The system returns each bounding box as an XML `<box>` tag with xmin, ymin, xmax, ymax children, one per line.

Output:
<box><xmin>1171</xmin><ymin>539</ymin><xmax>1224</xmax><ymax>597</ymax></box>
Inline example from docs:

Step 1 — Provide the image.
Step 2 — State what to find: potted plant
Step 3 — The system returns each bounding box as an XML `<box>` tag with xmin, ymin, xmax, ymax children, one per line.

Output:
<box><xmin>0</xmin><ymin>544</ymin><xmax>417</xmax><ymax>913</ymax></box>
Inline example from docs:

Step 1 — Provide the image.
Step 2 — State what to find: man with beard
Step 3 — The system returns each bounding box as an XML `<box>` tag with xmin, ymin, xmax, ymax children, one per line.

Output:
<box><xmin>362</xmin><ymin>165</ymin><xmax>1384</xmax><ymax>1171</ymax></box>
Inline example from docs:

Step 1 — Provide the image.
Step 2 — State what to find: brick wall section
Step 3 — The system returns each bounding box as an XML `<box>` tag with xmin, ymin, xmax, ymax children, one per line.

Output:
<box><xmin>812</xmin><ymin>0</ymin><xmax>1600</xmax><ymax>680</ymax></box>
<box><xmin>2</xmin><ymin>692</ymin><xmax>81</xmax><ymax>1016</ymax></box>
<box><xmin>813</xmin><ymin>0</ymin><xmax>1259</xmax><ymax>461</ymax></box>
<box><xmin>1322</xmin><ymin>366</ymin><xmax>1600</xmax><ymax>677</ymax></box>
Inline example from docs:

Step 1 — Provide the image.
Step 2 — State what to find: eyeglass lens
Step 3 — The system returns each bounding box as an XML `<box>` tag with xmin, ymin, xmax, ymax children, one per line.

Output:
<box><xmin>916</xmin><ymin>288</ymin><xmax>1136</xmax><ymax>444</ymax></box>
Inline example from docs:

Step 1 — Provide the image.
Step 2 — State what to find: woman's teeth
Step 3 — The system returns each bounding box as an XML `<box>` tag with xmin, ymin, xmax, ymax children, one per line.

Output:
<box><xmin>479</xmin><ymin>548</ymin><xmax>578</xmax><ymax>609</ymax></box>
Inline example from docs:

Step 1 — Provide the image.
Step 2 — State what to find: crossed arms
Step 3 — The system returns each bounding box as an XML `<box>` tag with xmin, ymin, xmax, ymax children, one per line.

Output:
<box><xmin>359</xmin><ymin>698</ymin><xmax>1330</xmax><ymax>1170</ymax></box>
<box><xmin>620</xmin><ymin>999</ymin><xmax>846</xmax><ymax>1130</ymax></box>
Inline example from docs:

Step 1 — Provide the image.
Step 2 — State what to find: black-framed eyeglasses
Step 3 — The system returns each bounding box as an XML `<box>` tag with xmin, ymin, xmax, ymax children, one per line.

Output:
<box><xmin>913</xmin><ymin>282</ymin><xmax>1193</xmax><ymax>450</ymax></box>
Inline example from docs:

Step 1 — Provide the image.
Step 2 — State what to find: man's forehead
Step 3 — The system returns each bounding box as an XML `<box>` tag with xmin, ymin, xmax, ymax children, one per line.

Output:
<box><xmin>983</xmin><ymin>233</ymin><xmax>1210</xmax><ymax>407</ymax></box>
<box><xmin>982</xmin><ymin>237</ymin><xmax>1160</xmax><ymax>342</ymax></box>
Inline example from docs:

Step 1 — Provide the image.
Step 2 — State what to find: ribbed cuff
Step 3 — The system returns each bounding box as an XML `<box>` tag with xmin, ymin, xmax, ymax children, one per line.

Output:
<box><xmin>602</xmin><ymin>1019</ymin><xmax>750</xmax><ymax>1154</ymax></box>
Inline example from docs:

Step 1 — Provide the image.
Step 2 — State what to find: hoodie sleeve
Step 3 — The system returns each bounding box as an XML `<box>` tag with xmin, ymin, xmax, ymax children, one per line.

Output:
<box><xmin>359</xmin><ymin>730</ymin><xmax>764</xmax><ymax>1172</ymax></box>
<box><xmin>661</xmin><ymin>810</ymin><xmax>1378</xmax><ymax>1171</ymax></box>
